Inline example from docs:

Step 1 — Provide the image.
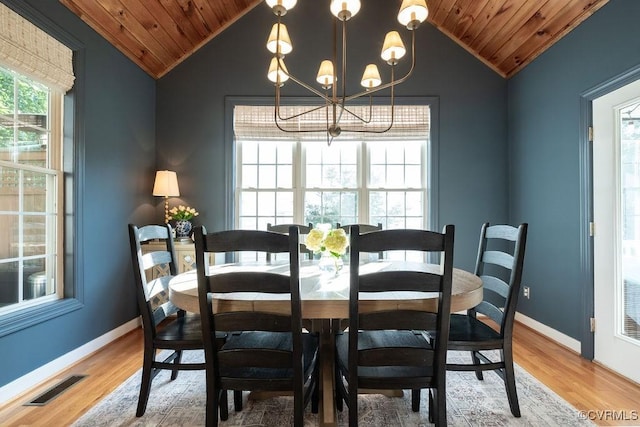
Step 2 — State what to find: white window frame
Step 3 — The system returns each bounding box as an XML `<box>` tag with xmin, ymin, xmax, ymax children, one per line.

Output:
<box><xmin>234</xmin><ymin>136</ymin><xmax>430</xmax><ymax>231</ymax></box>
<box><xmin>0</xmin><ymin>67</ymin><xmax>64</xmax><ymax>315</ymax></box>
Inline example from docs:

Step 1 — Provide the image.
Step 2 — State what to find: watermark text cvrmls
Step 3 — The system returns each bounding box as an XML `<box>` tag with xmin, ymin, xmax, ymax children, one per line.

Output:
<box><xmin>578</xmin><ymin>410</ymin><xmax>639</xmax><ymax>421</ymax></box>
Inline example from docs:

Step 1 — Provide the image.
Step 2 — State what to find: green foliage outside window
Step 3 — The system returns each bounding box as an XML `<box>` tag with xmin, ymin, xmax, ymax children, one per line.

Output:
<box><xmin>0</xmin><ymin>67</ymin><xmax>49</xmax><ymax>152</ymax></box>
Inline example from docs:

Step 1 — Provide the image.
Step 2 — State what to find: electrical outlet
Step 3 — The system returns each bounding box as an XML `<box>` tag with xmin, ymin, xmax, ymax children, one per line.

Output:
<box><xmin>523</xmin><ymin>286</ymin><xmax>530</xmax><ymax>299</ymax></box>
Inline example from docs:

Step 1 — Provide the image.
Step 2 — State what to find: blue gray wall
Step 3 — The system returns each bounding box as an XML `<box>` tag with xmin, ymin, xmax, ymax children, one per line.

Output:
<box><xmin>508</xmin><ymin>0</ymin><xmax>640</xmax><ymax>346</ymax></box>
<box><xmin>157</xmin><ymin>0</ymin><xmax>509</xmax><ymax>270</ymax></box>
<box><xmin>0</xmin><ymin>0</ymin><xmax>156</xmax><ymax>387</ymax></box>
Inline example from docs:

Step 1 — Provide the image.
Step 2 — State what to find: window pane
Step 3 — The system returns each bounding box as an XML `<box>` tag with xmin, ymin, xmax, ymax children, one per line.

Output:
<box><xmin>242</xmin><ymin>141</ymin><xmax>258</xmax><ymax>164</ymax></box>
<box><xmin>242</xmin><ymin>165</ymin><xmax>257</xmax><ymax>188</ymax></box>
<box><xmin>307</xmin><ymin>164</ymin><xmax>321</xmax><ymax>187</ymax></box>
<box><xmin>257</xmin><ymin>192</ymin><xmax>275</xmax><ymax>216</ymax></box>
<box><xmin>240</xmin><ymin>191</ymin><xmax>257</xmax><ymax>216</ymax></box>
<box><xmin>259</xmin><ymin>165</ymin><xmax>276</xmax><ymax>188</ymax></box>
<box><xmin>258</xmin><ymin>142</ymin><xmax>277</xmax><ymax>163</ymax></box>
<box><xmin>276</xmin><ymin>191</ymin><xmax>294</xmax><ymax>216</ymax></box>
<box><xmin>277</xmin><ymin>164</ymin><xmax>292</xmax><ymax>188</ymax></box>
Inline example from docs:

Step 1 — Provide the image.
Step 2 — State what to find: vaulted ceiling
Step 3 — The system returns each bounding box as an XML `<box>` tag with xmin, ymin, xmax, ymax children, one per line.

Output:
<box><xmin>59</xmin><ymin>0</ymin><xmax>609</xmax><ymax>79</ymax></box>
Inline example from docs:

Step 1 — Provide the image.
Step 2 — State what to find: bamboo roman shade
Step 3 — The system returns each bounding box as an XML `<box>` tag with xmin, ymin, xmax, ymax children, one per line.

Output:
<box><xmin>234</xmin><ymin>104</ymin><xmax>429</xmax><ymax>141</ymax></box>
<box><xmin>0</xmin><ymin>2</ymin><xmax>74</xmax><ymax>92</ymax></box>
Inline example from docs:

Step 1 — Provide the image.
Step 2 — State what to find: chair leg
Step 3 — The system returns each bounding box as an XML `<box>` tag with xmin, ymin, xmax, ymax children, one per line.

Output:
<box><xmin>170</xmin><ymin>350</ymin><xmax>183</xmax><ymax>380</ymax></box>
<box><xmin>233</xmin><ymin>390</ymin><xmax>243</xmax><ymax>412</ymax></box>
<box><xmin>311</xmin><ymin>377</ymin><xmax>320</xmax><ymax>414</ymax></box>
<box><xmin>434</xmin><ymin>388</ymin><xmax>447</xmax><ymax>426</ymax></box>
<box><xmin>411</xmin><ymin>389</ymin><xmax>421</xmax><ymax>412</ymax></box>
<box><xmin>219</xmin><ymin>390</ymin><xmax>229</xmax><ymax>421</ymax></box>
<box><xmin>471</xmin><ymin>350</ymin><xmax>484</xmax><ymax>380</ymax></box>
<box><xmin>428</xmin><ymin>389</ymin><xmax>434</xmax><ymax>423</ymax></box>
<box><xmin>348</xmin><ymin>388</ymin><xmax>358</xmax><ymax>427</ymax></box>
<box><xmin>334</xmin><ymin>367</ymin><xmax>343</xmax><ymax>412</ymax></box>
<box><xmin>205</xmin><ymin>378</ymin><xmax>219</xmax><ymax>427</ymax></box>
<box><xmin>136</xmin><ymin>348</ymin><xmax>154</xmax><ymax>417</ymax></box>
<box><xmin>503</xmin><ymin>348</ymin><xmax>521</xmax><ymax>417</ymax></box>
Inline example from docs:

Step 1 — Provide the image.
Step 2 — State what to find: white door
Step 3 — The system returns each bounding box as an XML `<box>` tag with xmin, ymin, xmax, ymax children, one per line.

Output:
<box><xmin>593</xmin><ymin>79</ymin><xmax>640</xmax><ymax>383</ymax></box>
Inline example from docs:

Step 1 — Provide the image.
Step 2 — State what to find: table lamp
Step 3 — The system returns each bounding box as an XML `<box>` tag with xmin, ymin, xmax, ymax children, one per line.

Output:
<box><xmin>153</xmin><ymin>170</ymin><xmax>180</xmax><ymax>223</ymax></box>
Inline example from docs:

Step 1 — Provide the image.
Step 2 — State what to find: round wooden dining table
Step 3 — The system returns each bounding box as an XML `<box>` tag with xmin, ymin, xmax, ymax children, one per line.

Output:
<box><xmin>168</xmin><ymin>260</ymin><xmax>482</xmax><ymax>427</ymax></box>
<box><xmin>169</xmin><ymin>260</ymin><xmax>482</xmax><ymax>316</ymax></box>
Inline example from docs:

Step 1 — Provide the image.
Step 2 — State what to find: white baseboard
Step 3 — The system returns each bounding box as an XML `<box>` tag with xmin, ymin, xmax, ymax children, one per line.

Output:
<box><xmin>515</xmin><ymin>312</ymin><xmax>582</xmax><ymax>354</ymax></box>
<box><xmin>0</xmin><ymin>317</ymin><xmax>140</xmax><ymax>405</ymax></box>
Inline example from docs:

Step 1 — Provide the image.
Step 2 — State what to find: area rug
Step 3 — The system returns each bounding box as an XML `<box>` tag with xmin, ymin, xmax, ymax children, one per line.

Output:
<box><xmin>72</xmin><ymin>350</ymin><xmax>592</xmax><ymax>426</ymax></box>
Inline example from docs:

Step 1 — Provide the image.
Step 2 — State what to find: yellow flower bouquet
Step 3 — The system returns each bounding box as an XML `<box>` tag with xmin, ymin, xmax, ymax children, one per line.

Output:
<box><xmin>169</xmin><ymin>205</ymin><xmax>199</xmax><ymax>221</ymax></box>
<box><xmin>305</xmin><ymin>225</ymin><xmax>348</xmax><ymax>275</ymax></box>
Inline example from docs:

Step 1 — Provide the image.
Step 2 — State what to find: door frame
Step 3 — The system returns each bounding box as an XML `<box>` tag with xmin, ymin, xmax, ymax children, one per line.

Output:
<box><xmin>580</xmin><ymin>64</ymin><xmax>640</xmax><ymax>359</ymax></box>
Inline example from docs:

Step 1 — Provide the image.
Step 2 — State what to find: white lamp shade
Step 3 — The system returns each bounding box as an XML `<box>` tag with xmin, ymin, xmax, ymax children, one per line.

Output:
<box><xmin>316</xmin><ymin>60</ymin><xmax>335</xmax><ymax>87</ymax></box>
<box><xmin>360</xmin><ymin>64</ymin><xmax>381</xmax><ymax>88</ymax></box>
<box><xmin>398</xmin><ymin>0</ymin><xmax>429</xmax><ymax>28</ymax></box>
<box><xmin>330</xmin><ymin>0</ymin><xmax>361</xmax><ymax>20</ymax></box>
<box><xmin>381</xmin><ymin>31</ymin><xmax>406</xmax><ymax>64</ymax></box>
<box><xmin>153</xmin><ymin>170</ymin><xmax>180</xmax><ymax>197</ymax></box>
<box><xmin>267</xmin><ymin>57</ymin><xmax>290</xmax><ymax>83</ymax></box>
<box><xmin>266</xmin><ymin>23</ymin><xmax>293</xmax><ymax>55</ymax></box>
<box><xmin>266</xmin><ymin>0</ymin><xmax>297</xmax><ymax>12</ymax></box>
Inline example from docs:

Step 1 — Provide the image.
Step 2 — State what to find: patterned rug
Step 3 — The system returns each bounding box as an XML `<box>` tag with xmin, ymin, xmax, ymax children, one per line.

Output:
<box><xmin>73</xmin><ymin>350</ymin><xmax>592</xmax><ymax>426</ymax></box>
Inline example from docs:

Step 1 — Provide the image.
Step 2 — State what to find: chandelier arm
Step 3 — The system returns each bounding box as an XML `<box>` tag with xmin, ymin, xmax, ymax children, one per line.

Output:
<box><xmin>344</xmin><ymin>30</ymin><xmax>417</xmax><ymax>102</ymax></box>
<box><xmin>276</xmin><ymin>104</ymin><xmax>332</xmax><ymax>121</ymax></box>
<box><xmin>274</xmin><ymin>88</ymin><xmax>336</xmax><ymax>133</ymax></box>
<box><xmin>276</xmin><ymin>58</ymin><xmax>332</xmax><ymax>101</ymax></box>
<box><xmin>340</xmin><ymin>106</ymin><xmax>371</xmax><ymax>123</ymax></box>
<box><xmin>341</xmin><ymin>71</ymin><xmax>396</xmax><ymax>134</ymax></box>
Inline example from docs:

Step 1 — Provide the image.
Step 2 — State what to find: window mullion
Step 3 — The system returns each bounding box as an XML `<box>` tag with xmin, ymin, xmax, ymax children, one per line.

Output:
<box><xmin>360</xmin><ymin>140</ymin><xmax>369</xmax><ymax>224</ymax></box>
<box><xmin>295</xmin><ymin>139</ymin><xmax>305</xmax><ymax>224</ymax></box>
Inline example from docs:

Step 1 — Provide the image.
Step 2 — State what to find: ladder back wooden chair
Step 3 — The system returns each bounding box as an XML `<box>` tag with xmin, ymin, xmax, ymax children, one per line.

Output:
<box><xmin>195</xmin><ymin>225</ymin><xmax>319</xmax><ymax>427</ymax></box>
<box><xmin>445</xmin><ymin>222</ymin><xmax>528</xmax><ymax>417</ymax></box>
<box><xmin>335</xmin><ymin>225</ymin><xmax>455</xmax><ymax>426</ymax></box>
<box><xmin>128</xmin><ymin>223</ymin><xmax>207</xmax><ymax>417</ymax></box>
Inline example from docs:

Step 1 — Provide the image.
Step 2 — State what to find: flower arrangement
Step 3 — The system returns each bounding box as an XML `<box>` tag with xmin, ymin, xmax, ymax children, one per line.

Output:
<box><xmin>305</xmin><ymin>226</ymin><xmax>349</xmax><ymax>258</ymax></box>
<box><xmin>169</xmin><ymin>205</ymin><xmax>199</xmax><ymax>221</ymax></box>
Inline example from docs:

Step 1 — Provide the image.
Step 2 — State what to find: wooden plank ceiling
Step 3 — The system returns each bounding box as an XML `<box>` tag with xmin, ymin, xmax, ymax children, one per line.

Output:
<box><xmin>59</xmin><ymin>0</ymin><xmax>609</xmax><ymax>79</ymax></box>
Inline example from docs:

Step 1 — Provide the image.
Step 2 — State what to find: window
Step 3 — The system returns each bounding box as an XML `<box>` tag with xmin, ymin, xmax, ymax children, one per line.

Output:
<box><xmin>233</xmin><ymin>104</ymin><xmax>431</xmax><ymax>260</ymax></box>
<box><xmin>0</xmin><ymin>2</ymin><xmax>75</xmax><ymax>320</ymax></box>
<box><xmin>0</xmin><ymin>66</ymin><xmax>62</xmax><ymax>314</ymax></box>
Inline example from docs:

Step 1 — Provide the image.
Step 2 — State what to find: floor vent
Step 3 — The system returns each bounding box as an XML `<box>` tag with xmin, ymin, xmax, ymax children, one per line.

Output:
<box><xmin>24</xmin><ymin>374</ymin><xmax>87</xmax><ymax>406</ymax></box>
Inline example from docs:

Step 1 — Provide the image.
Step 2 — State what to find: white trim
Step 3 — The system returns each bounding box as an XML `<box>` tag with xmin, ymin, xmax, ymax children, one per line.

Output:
<box><xmin>0</xmin><ymin>318</ymin><xmax>140</xmax><ymax>404</ymax></box>
<box><xmin>516</xmin><ymin>312</ymin><xmax>581</xmax><ymax>353</ymax></box>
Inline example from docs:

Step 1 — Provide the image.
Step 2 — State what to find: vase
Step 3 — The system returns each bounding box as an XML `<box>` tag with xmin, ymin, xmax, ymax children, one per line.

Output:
<box><xmin>174</xmin><ymin>220</ymin><xmax>192</xmax><ymax>240</ymax></box>
<box><xmin>318</xmin><ymin>251</ymin><xmax>343</xmax><ymax>276</ymax></box>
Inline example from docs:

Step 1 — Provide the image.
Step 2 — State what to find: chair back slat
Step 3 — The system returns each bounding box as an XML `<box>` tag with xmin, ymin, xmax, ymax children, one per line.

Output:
<box><xmin>473</xmin><ymin>301</ymin><xmax>505</xmax><ymax>328</ymax></box>
<box><xmin>485</xmin><ymin>224</ymin><xmax>520</xmax><ymax>241</ymax></box>
<box><xmin>358</xmin><ymin>228</ymin><xmax>445</xmax><ymax>253</ymax></box>
<box><xmin>141</xmin><ymin>251</ymin><xmax>173</xmax><ymax>270</ymax></box>
<box><xmin>480</xmin><ymin>275</ymin><xmax>509</xmax><ymax>299</ymax></box>
<box><xmin>209</xmin><ymin>271</ymin><xmax>292</xmax><ymax>294</ymax></box>
<box><xmin>215</xmin><ymin>312</ymin><xmax>292</xmax><ymax>332</ymax></box>
<box><xmin>482</xmin><ymin>250</ymin><xmax>514</xmax><ymax>270</ymax></box>
<box><xmin>358</xmin><ymin>310</ymin><xmax>438</xmax><ymax>331</ymax></box>
<box><xmin>359</xmin><ymin>270</ymin><xmax>443</xmax><ymax>293</ymax></box>
<box><xmin>203</xmin><ymin>229</ymin><xmax>291</xmax><ymax>253</ymax></box>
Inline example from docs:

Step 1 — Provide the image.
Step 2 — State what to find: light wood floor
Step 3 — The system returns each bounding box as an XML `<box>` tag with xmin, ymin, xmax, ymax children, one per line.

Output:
<box><xmin>1</xmin><ymin>322</ymin><xmax>639</xmax><ymax>426</ymax></box>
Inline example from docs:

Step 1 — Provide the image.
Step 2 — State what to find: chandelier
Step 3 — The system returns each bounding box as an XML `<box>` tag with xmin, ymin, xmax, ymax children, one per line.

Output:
<box><xmin>265</xmin><ymin>0</ymin><xmax>429</xmax><ymax>145</ymax></box>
